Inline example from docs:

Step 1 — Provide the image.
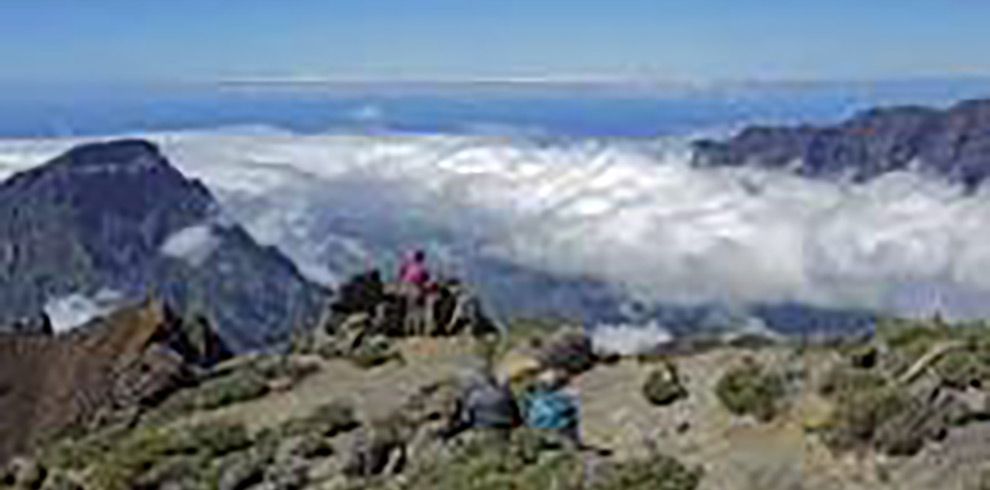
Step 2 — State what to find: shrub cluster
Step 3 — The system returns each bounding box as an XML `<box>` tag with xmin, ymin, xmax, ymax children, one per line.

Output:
<box><xmin>715</xmin><ymin>360</ymin><xmax>786</xmax><ymax>422</ymax></box>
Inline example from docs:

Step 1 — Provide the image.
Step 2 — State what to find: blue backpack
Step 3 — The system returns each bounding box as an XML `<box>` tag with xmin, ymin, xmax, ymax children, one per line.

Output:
<box><xmin>524</xmin><ymin>390</ymin><xmax>579</xmax><ymax>431</ymax></box>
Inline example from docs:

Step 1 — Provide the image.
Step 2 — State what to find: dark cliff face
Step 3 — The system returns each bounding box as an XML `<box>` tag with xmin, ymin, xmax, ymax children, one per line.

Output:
<box><xmin>0</xmin><ymin>139</ymin><xmax>326</xmax><ymax>351</ymax></box>
<box><xmin>692</xmin><ymin>98</ymin><xmax>990</xmax><ymax>188</ymax></box>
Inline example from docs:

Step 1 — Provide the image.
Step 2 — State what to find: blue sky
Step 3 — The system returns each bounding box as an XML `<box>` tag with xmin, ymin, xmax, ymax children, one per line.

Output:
<box><xmin>1</xmin><ymin>0</ymin><xmax>988</xmax><ymax>84</ymax></box>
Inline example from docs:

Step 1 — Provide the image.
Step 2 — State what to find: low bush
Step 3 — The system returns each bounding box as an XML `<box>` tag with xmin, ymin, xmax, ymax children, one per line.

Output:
<box><xmin>84</xmin><ymin>421</ymin><xmax>250</xmax><ymax>490</ymax></box>
<box><xmin>378</xmin><ymin>429</ymin><xmax>583</xmax><ymax>490</ymax></box>
<box><xmin>821</xmin><ymin>381</ymin><xmax>913</xmax><ymax>452</ymax></box>
<box><xmin>254</xmin><ymin>356</ymin><xmax>321</xmax><ymax>383</ymax></box>
<box><xmin>354</xmin><ymin>424</ymin><xmax>702</xmax><ymax>490</ymax></box>
<box><xmin>281</xmin><ymin>401</ymin><xmax>360</xmax><ymax>438</ymax></box>
<box><xmin>816</xmin><ymin>365</ymin><xmax>933</xmax><ymax>456</ymax></box>
<box><xmin>349</xmin><ymin>340</ymin><xmax>402</xmax><ymax>369</ymax></box>
<box><xmin>153</xmin><ymin>369</ymin><xmax>270</xmax><ymax>419</ymax></box>
<box><xmin>41</xmin><ymin>422</ymin><xmax>253</xmax><ymax>490</ymax></box>
<box><xmin>715</xmin><ymin>360</ymin><xmax>786</xmax><ymax>422</ymax></box>
<box><xmin>591</xmin><ymin>454</ymin><xmax>703</xmax><ymax>490</ymax></box>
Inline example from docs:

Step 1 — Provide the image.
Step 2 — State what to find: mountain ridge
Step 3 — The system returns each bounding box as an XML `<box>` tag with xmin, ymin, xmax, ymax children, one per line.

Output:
<box><xmin>692</xmin><ymin>97</ymin><xmax>990</xmax><ymax>187</ymax></box>
<box><xmin>0</xmin><ymin>139</ymin><xmax>326</xmax><ymax>350</ymax></box>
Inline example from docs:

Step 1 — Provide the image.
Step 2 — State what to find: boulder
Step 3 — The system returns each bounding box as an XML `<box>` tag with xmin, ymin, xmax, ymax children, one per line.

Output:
<box><xmin>848</xmin><ymin>344</ymin><xmax>879</xmax><ymax>369</ymax></box>
<box><xmin>343</xmin><ymin>419</ymin><xmax>411</xmax><ymax>478</ymax></box>
<box><xmin>537</xmin><ymin>329</ymin><xmax>597</xmax><ymax>376</ymax></box>
<box><xmin>642</xmin><ymin>361</ymin><xmax>688</xmax><ymax>407</ymax></box>
<box><xmin>330</xmin><ymin>270</ymin><xmax>386</xmax><ymax>319</ymax></box>
<box><xmin>320</xmin><ymin>272</ymin><xmax>496</xmax><ymax>341</ymax></box>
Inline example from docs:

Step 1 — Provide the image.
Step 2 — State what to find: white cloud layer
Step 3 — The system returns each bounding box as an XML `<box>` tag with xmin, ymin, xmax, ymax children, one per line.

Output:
<box><xmin>4</xmin><ymin>131</ymin><xmax>990</xmax><ymax>320</ymax></box>
<box><xmin>591</xmin><ymin>321</ymin><xmax>674</xmax><ymax>356</ymax></box>
<box><xmin>44</xmin><ymin>288</ymin><xmax>124</xmax><ymax>333</ymax></box>
<box><xmin>160</xmin><ymin>224</ymin><xmax>221</xmax><ymax>266</ymax></box>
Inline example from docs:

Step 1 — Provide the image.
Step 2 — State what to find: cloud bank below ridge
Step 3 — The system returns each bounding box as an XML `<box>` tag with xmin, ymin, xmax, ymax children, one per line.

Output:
<box><xmin>2</xmin><ymin>131</ymin><xmax>989</xmax><ymax>322</ymax></box>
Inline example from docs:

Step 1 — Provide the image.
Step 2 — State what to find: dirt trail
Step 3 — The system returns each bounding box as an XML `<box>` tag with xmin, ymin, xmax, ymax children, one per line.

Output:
<box><xmin>192</xmin><ymin>338</ymin><xmax>482</xmax><ymax>431</ymax></box>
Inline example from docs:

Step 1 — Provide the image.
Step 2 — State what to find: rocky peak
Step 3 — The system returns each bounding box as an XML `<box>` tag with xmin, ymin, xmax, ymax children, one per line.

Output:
<box><xmin>0</xmin><ymin>138</ymin><xmax>326</xmax><ymax>351</ymax></box>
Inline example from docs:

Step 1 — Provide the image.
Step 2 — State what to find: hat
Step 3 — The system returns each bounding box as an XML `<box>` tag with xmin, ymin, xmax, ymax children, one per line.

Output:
<box><xmin>535</xmin><ymin>368</ymin><xmax>569</xmax><ymax>390</ymax></box>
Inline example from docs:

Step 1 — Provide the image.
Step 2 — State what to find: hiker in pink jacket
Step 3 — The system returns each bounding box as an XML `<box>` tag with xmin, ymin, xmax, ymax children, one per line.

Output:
<box><xmin>399</xmin><ymin>249</ymin><xmax>431</xmax><ymax>289</ymax></box>
<box><xmin>398</xmin><ymin>249</ymin><xmax>433</xmax><ymax>335</ymax></box>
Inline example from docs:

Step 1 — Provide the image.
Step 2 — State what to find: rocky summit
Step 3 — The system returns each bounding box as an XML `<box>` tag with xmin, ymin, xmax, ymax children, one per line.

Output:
<box><xmin>692</xmin><ymin>98</ymin><xmax>990</xmax><ymax>187</ymax></box>
<box><xmin>0</xmin><ymin>139</ymin><xmax>325</xmax><ymax>350</ymax></box>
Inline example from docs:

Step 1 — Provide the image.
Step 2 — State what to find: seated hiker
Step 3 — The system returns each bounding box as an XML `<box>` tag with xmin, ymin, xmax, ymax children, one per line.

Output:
<box><xmin>522</xmin><ymin>369</ymin><xmax>582</xmax><ymax>448</ymax></box>
<box><xmin>440</xmin><ymin>370</ymin><xmax>521</xmax><ymax>440</ymax></box>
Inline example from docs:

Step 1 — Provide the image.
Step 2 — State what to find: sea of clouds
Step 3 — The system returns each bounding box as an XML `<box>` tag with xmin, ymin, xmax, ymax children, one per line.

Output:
<box><xmin>2</xmin><ymin>130</ymin><xmax>990</xmax><ymax>329</ymax></box>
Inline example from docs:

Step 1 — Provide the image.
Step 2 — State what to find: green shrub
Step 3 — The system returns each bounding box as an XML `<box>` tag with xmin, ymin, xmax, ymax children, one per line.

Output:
<box><xmin>817</xmin><ymin>366</ymin><xmax>922</xmax><ymax>454</ymax></box>
<box><xmin>591</xmin><ymin>454</ymin><xmax>703</xmax><ymax>490</ymax></box>
<box><xmin>82</xmin><ymin>421</ymin><xmax>252</xmax><ymax>490</ymax></box>
<box><xmin>175</xmin><ymin>421</ymin><xmax>252</xmax><ymax>456</ymax></box>
<box><xmin>281</xmin><ymin>401</ymin><xmax>360</xmax><ymax>438</ymax></box>
<box><xmin>877</xmin><ymin>318</ymin><xmax>949</xmax><ymax>351</ymax></box>
<box><xmin>388</xmin><ymin>430</ymin><xmax>584</xmax><ymax>490</ymax></box>
<box><xmin>41</xmin><ymin>424</ymin><xmax>133</xmax><ymax>470</ymax></box>
<box><xmin>156</xmin><ymin>369</ymin><xmax>269</xmax><ymax>417</ymax></box>
<box><xmin>818</xmin><ymin>366</ymin><xmax>887</xmax><ymax>398</ymax></box>
<box><xmin>254</xmin><ymin>356</ymin><xmax>321</xmax><ymax>383</ymax></box>
<box><xmin>642</xmin><ymin>362</ymin><xmax>688</xmax><ymax>407</ymax></box>
<box><xmin>877</xmin><ymin>318</ymin><xmax>990</xmax><ymax>388</ymax></box>
<box><xmin>349</xmin><ymin>339</ymin><xmax>401</xmax><ymax>369</ymax></box>
<box><xmin>715</xmin><ymin>360</ymin><xmax>786</xmax><ymax>422</ymax></box>
<box><xmin>933</xmin><ymin>349</ymin><xmax>990</xmax><ymax>389</ymax></box>
<box><xmin>822</xmin><ymin>383</ymin><xmax>913</xmax><ymax>452</ymax></box>
<box><xmin>131</xmin><ymin>455</ymin><xmax>215</xmax><ymax>490</ymax></box>
<box><xmin>85</xmin><ymin>427</ymin><xmax>186</xmax><ymax>490</ymax></box>
<box><xmin>380</xmin><ymin>430</ymin><xmax>701</xmax><ymax>490</ymax></box>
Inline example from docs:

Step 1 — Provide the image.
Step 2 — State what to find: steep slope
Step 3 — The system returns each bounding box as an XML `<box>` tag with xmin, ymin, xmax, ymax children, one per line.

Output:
<box><xmin>692</xmin><ymin>98</ymin><xmax>990</xmax><ymax>187</ymax></box>
<box><xmin>0</xmin><ymin>300</ymin><xmax>231</xmax><ymax>463</ymax></box>
<box><xmin>0</xmin><ymin>139</ymin><xmax>325</xmax><ymax>350</ymax></box>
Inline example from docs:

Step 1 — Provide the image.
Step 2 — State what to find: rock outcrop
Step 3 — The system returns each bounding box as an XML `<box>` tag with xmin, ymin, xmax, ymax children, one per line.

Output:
<box><xmin>692</xmin><ymin>98</ymin><xmax>990</xmax><ymax>187</ymax></box>
<box><xmin>0</xmin><ymin>139</ymin><xmax>326</xmax><ymax>350</ymax></box>
<box><xmin>0</xmin><ymin>300</ymin><xmax>230</xmax><ymax>463</ymax></box>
